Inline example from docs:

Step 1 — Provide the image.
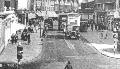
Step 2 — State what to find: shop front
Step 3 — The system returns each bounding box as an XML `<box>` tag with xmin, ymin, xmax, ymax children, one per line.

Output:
<box><xmin>95</xmin><ymin>11</ymin><xmax>107</xmax><ymax>30</ymax></box>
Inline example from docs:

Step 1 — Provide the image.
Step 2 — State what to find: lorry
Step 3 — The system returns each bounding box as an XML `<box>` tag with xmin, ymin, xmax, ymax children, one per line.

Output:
<box><xmin>64</xmin><ymin>13</ymin><xmax>81</xmax><ymax>39</ymax></box>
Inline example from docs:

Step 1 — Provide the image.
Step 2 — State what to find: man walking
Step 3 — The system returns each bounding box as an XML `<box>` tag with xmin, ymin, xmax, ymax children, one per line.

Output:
<box><xmin>11</xmin><ymin>34</ymin><xmax>15</xmax><ymax>44</ymax></box>
<box><xmin>27</xmin><ymin>33</ymin><xmax>31</xmax><ymax>45</ymax></box>
<box><xmin>64</xmin><ymin>61</ymin><xmax>73</xmax><ymax>69</ymax></box>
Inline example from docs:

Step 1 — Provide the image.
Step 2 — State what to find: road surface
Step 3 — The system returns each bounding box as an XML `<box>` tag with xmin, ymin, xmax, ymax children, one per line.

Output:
<box><xmin>20</xmin><ymin>30</ymin><xmax>120</xmax><ymax>69</ymax></box>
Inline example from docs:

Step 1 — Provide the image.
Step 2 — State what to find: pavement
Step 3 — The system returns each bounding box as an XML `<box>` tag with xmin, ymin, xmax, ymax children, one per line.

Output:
<box><xmin>80</xmin><ymin>30</ymin><xmax>120</xmax><ymax>59</ymax></box>
<box><xmin>0</xmin><ymin>29</ymin><xmax>43</xmax><ymax>64</ymax></box>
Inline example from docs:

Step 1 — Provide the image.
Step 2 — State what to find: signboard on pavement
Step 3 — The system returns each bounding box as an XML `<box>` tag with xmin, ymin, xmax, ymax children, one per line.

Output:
<box><xmin>0</xmin><ymin>64</ymin><xmax>2</xmax><ymax>67</ymax></box>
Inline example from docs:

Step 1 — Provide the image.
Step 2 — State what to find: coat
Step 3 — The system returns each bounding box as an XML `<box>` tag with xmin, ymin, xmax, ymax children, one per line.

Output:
<box><xmin>64</xmin><ymin>64</ymin><xmax>73</xmax><ymax>69</ymax></box>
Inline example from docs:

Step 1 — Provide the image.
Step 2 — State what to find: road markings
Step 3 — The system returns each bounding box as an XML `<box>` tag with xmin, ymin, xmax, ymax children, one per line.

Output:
<box><xmin>64</xmin><ymin>39</ymin><xmax>79</xmax><ymax>55</ymax></box>
<box><xmin>64</xmin><ymin>39</ymin><xmax>75</xmax><ymax>49</ymax></box>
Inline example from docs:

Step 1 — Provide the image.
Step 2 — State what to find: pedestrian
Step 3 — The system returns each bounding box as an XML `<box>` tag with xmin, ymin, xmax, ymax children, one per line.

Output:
<box><xmin>23</xmin><ymin>27</ymin><xmax>28</xmax><ymax>33</ymax></box>
<box><xmin>44</xmin><ymin>24</ymin><xmax>48</xmax><ymax>33</ymax></box>
<box><xmin>21</xmin><ymin>31</ymin><xmax>27</xmax><ymax>41</ymax></box>
<box><xmin>42</xmin><ymin>29</ymin><xmax>47</xmax><ymax>38</ymax></box>
<box><xmin>95</xmin><ymin>23</ymin><xmax>98</xmax><ymax>31</ymax></box>
<box><xmin>64</xmin><ymin>61</ymin><xmax>73</xmax><ymax>69</ymax></box>
<box><xmin>21</xmin><ymin>32</ymin><xmax>24</xmax><ymax>41</ymax></box>
<box><xmin>11</xmin><ymin>34</ymin><xmax>15</xmax><ymax>44</ymax></box>
<box><xmin>27</xmin><ymin>33</ymin><xmax>31</xmax><ymax>45</ymax></box>
<box><xmin>14</xmin><ymin>32</ymin><xmax>18</xmax><ymax>44</ymax></box>
<box><xmin>24</xmin><ymin>32</ymin><xmax>28</xmax><ymax>41</ymax></box>
<box><xmin>28</xmin><ymin>26</ymin><xmax>32</xmax><ymax>33</ymax></box>
<box><xmin>29</xmin><ymin>20</ymin><xmax>32</xmax><ymax>26</ymax></box>
<box><xmin>91</xmin><ymin>20</ymin><xmax>94</xmax><ymax>31</ymax></box>
<box><xmin>60</xmin><ymin>23</ymin><xmax>65</xmax><ymax>32</ymax></box>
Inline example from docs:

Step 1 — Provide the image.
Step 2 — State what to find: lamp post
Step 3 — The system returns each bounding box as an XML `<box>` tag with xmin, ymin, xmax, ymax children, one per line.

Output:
<box><xmin>39</xmin><ymin>19</ymin><xmax>41</xmax><ymax>38</ymax></box>
<box><xmin>58</xmin><ymin>0</ymin><xmax>60</xmax><ymax>13</ymax></box>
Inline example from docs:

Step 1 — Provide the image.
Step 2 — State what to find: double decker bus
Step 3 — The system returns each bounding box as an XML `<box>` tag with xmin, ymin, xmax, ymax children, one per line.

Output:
<box><xmin>65</xmin><ymin>13</ymin><xmax>81</xmax><ymax>39</ymax></box>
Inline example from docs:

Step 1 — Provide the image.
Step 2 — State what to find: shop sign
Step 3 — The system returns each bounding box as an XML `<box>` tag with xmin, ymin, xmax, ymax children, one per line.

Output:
<box><xmin>54</xmin><ymin>4</ymin><xmax>59</xmax><ymax>11</ymax></box>
<box><xmin>81</xmin><ymin>1</ymin><xmax>95</xmax><ymax>10</ymax></box>
<box><xmin>79</xmin><ymin>9</ymin><xmax>94</xmax><ymax>13</ymax></box>
<box><xmin>36</xmin><ymin>1</ymin><xmax>41</xmax><ymax>7</ymax></box>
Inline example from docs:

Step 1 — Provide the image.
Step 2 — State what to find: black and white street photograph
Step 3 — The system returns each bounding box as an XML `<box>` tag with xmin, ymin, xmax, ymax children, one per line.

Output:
<box><xmin>1</xmin><ymin>0</ymin><xmax>120</xmax><ymax>69</ymax></box>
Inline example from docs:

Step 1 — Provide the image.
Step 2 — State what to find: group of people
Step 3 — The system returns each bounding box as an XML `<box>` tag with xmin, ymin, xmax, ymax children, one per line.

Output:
<box><xmin>11</xmin><ymin>32</ymin><xmax>18</xmax><ymax>44</ymax></box>
<box><xmin>10</xmin><ymin>26</ymin><xmax>33</xmax><ymax>45</ymax></box>
<box><xmin>29</xmin><ymin>17</ymin><xmax>48</xmax><ymax>38</ymax></box>
<box><xmin>88</xmin><ymin>20</ymin><xmax>108</xmax><ymax>31</ymax></box>
<box><xmin>21</xmin><ymin>27</ymin><xmax>31</xmax><ymax>45</ymax></box>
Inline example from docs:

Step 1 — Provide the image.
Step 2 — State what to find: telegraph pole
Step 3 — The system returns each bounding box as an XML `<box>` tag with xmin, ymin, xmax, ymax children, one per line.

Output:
<box><xmin>34</xmin><ymin>0</ymin><xmax>36</xmax><ymax>12</ymax></box>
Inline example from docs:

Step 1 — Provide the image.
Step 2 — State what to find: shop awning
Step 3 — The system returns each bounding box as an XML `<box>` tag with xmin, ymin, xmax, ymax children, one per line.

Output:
<box><xmin>47</xmin><ymin>11</ymin><xmax>58</xmax><ymax>17</ymax></box>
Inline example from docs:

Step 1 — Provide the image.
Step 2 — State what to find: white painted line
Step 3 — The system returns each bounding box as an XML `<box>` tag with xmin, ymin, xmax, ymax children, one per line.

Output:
<box><xmin>64</xmin><ymin>39</ymin><xmax>75</xmax><ymax>49</ymax></box>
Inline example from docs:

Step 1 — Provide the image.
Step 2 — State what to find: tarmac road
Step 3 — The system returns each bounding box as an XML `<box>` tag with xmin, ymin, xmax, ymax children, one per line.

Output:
<box><xmin>21</xmin><ymin>30</ymin><xmax>120</xmax><ymax>69</ymax></box>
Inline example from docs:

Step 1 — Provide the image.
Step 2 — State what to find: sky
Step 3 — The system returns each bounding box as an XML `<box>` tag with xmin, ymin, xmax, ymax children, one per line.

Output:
<box><xmin>18</xmin><ymin>0</ymin><xmax>28</xmax><ymax>9</ymax></box>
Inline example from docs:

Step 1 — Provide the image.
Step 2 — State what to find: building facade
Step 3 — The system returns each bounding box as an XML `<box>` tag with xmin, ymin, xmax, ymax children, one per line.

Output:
<box><xmin>0</xmin><ymin>0</ymin><xmax>17</xmax><ymax>12</ymax></box>
<box><xmin>33</xmin><ymin>0</ymin><xmax>79</xmax><ymax>13</ymax></box>
<box><xmin>34</xmin><ymin>0</ymin><xmax>55</xmax><ymax>11</ymax></box>
<box><xmin>94</xmin><ymin>0</ymin><xmax>116</xmax><ymax>30</ymax></box>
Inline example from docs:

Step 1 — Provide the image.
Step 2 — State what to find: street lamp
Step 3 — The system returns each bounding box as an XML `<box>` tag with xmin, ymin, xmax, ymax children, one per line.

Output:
<box><xmin>38</xmin><ymin>19</ymin><xmax>41</xmax><ymax>38</ymax></box>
